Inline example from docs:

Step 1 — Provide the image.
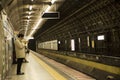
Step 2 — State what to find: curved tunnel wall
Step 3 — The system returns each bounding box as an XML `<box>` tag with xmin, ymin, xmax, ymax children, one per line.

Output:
<box><xmin>35</xmin><ymin>0</ymin><xmax>120</xmax><ymax>80</ymax></box>
<box><xmin>36</xmin><ymin>0</ymin><xmax>120</xmax><ymax>57</ymax></box>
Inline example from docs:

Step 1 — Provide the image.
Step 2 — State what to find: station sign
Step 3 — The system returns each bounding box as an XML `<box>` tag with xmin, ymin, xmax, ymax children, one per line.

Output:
<box><xmin>42</xmin><ymin>12</ymin><xmax>60</xmax><ymax>19</ymax></box>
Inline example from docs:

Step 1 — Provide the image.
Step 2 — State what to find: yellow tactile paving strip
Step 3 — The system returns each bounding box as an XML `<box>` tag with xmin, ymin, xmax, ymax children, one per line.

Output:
<box><xmin>31</xmin><ymin>53</ymin><xmax>67</xmax><ymax>80</ymax></box>
<box><xmin>6</xmin><ymin>53</ymin><xmax>57</xmax><ymax>80</ymax></box>
<box><xmin>6</xmin><ymin>52</ymin><xmax>95</xmax><ymax>80</ymax></box>
<box><xmin>32</xmin><ymin>51</ymin><xmax>95</xmax><ymax>80</ymax></box>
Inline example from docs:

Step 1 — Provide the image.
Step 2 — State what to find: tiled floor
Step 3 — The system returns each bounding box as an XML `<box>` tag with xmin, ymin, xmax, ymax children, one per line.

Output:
<box><xmin>6</xmin><ymin>51</ymin><xmax>95</xmax><ymax>80</ymax></box>
<box><xmin>6</xmin><ymin>53</ymin><xmax>55</xmax><ymax>80</ymax></box>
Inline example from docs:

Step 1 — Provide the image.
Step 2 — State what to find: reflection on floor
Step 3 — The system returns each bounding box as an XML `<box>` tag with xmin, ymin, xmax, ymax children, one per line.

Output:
<box><xmin>6</xmin><ymin>51</ymin><xmax>95</xmax><ymax>80</ymax></box>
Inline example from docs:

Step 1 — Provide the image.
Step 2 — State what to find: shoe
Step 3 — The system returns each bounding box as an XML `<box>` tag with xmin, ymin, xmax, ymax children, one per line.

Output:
<box><xmin>24</xmin><ymin>60</ymin><xmax>29</xmax><ymax>63</ymax></box>
<box><xmin>17</xmin><ymin>72</ymin><xmax>24</xmax><ymax>75</ymax></box>
<box><xmin>23</xmin><ymin>60</ymin><xmax>29</xmax><ymax>63</ymax></box>
<box><xmin>25</xmin><ymin>61</ymin><xmax>29</xmax><ymax>63</ymax></box>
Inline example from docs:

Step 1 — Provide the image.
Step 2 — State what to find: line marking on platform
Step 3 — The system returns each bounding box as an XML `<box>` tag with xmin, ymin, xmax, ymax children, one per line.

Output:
<box><xmin>31</xmin><ymin>53</ymin><xmax>67</xmax><ymax>80</ymax></box>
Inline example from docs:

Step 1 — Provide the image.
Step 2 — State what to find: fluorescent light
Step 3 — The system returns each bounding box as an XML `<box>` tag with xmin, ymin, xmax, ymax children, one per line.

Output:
<box><xmin>28</xmin><ymin>19</ymin><xmax>43</xmax><ymax>37</ymax></box>
<box><xmin>45</xmin><ymin>0</ymin><xmax>57</xmax><ymax>12</ymax></box>
<box><xmin>51</xmin><ymin>0</ymin><xmax>57</xmax><ymax>4</ymax></box>
<box><xmin>45</xmin><ymin>6</ymin><xmax>51</xmax><ymax>12</ymax></box>
<box><xmin>87</xmin><ymin>36</ymin><xmax>90</xmax><ymax>46</ymax></box>
<box><xmin>97</xmin><ymin>35</ymin><xmax>105</xmax><ymax>40</ymax></box>
<box><xmin>71</xmin><ymin>39</ymin><xmax>75</xmax><ymax>51</ymax></box>
<box><xmin>78</xmin><ymin>38</ymin><xmax>81</xmax><ymax>43</ymax></box>
<box><xmin>29</xmin><ymin>29</ymin><xmax>35</xmax><ymax>37</ymax></box>
<box><xmin>33</xmin><ymin>19</ymin><xmax>43</xmax><ymax>29</ymax></box>
<box><xmin>27</xmin><ymin>16</ymin><xmax>30</xmax><ymax>19</ymax></box>
<box><xmin>28</xmin><ymin>0</ymin><xmax>58</xmax><ymax>37</ymax></box>
<box><xmin>29</xmin><ymin>12</ymin><xmax>31</xmax><ymax>15</ymax></box>
<box><xmin>58</xmin><ymin>41</ymin><xmax>61</xmax><ymax>44</ymax></box>
<box><xmin>31</xmin><ymin>0</ymin><xmax>34</xmax><ymax>1</ymax></box>
<box><xmin>29</xmin><ymin>6</ymin><xmax>32</xmax><ymax>10</ymax></box>
<box><xmin>24</xmin><ymin>36</ymin><xmax>34</xmax><ymax>40</ymax></box>
<box><xmin>24</xmin><ymin>25</ymin><xmax>28</xmax><ymax>36</ymax></box>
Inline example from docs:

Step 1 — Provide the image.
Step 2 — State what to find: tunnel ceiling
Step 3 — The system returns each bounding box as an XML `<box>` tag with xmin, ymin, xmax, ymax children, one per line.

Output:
<box><xmin>1</xmin><ymin>0</ymin><xmax>92</xmax><ymax>38</ymax></box>
<box><xmin>1</xmin><ymin>0</ymin><xmax>64</xmax><ymax>37</ymax></box>
<box><xmin>33</xmin><ymin>0</ymin><xmax>120</xmax><ymax>40</ymax></box>
<box><xmin>34</xmin><ymin>0</ymin><xmax>92</xmax><ymax>38</ymax></box>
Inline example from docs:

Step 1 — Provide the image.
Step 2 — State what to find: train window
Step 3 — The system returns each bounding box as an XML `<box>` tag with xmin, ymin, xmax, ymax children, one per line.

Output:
<box><xmin>92</xmin><ymin>40</ymin><xmax>95</xmax><ymax>48</ymax></box>
<box><xmin>71</xmin><ymin>39</ymin><xmax>75</xmax><ymax>51</ymax></box>
<box><xmin>87</xmin><ymin>36</ymin><xmax>90</xmax><ymax>47</ymax></box>
<box><xmin>97</xmin><ymin>35</ymin><xmax>105</xmax><ymax>40</ymax></box>
<box><xmin>78</xmin><ymin>38</ymin><xmax>81</xmax><ymax>43</ymax></box>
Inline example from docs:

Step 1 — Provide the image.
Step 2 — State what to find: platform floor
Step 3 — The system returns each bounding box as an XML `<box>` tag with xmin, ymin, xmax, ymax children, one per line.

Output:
<box><xmin>6</xmin><ymin>51</ymin><xmax>95</xmax><ymax>80</ymax></box>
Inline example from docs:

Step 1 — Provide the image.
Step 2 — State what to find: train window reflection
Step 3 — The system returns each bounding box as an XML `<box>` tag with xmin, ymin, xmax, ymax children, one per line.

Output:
<box><xmin>71</xmin><ymin>39</ymin><xmax>75</xmax><ymax>51</ymax></box>
<box><xmin>58</xmin><ymin>41</ymin><xmax>61</xmax><ymax>44</ymax></box>
<box><xmin>97</xmin><ymin>35</ymin><xmax>104</xmax><ymax>40</ymax></box>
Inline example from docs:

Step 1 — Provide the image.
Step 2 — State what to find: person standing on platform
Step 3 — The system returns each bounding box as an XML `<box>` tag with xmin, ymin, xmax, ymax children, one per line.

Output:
<box><xmin>14</xmin><ymin>33</ymin><xmax>25</xmax><ymax>75</ymax></box>
<box><xmin>23</xmin><ymin>42</ymin><xmax>29</xmax><ymax>63</ymax></box>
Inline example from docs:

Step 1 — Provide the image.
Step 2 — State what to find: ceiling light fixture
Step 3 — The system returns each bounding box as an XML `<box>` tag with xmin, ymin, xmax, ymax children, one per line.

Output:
<box><xmin>51</xmin><ymin>0</ymin><xmax>56</xmax><ymax>4</ymax></box>
<box><xmin>24</xmin><ymin>25</ymin><xmax>28</xmax><ymax>37</ymax></box>
<box><xmin>27</xmin><ymin>16</ymin><xmax>30</xmax><ymax>19</ymax></box>
<box><xmin>45</xmin><ymin>0</ymin><xmax>57</xmax><ymax>12</ymax></box>
<box><xmin>29</xmin><ymin>12</ymin><xmax>31</xmax><ymax>15</ymax></box>
<box><xmin>28</xmin><ymin>19</ymin><xmax>43</xmax><ymax>37</ymax></box>
<box><xmin>29</xmin><ymin>6</ymin><xmax>32</xmax><ymax>10</ymax></box>
<box><xmin>45</xmin><ymin>6</ymin><xmax>51</xmax><ymax>12</ymax></box>
<box><xmin>28</xmin><ymin>0</ymin><xmax>57</xmax><ymax>37</ymax></box>
<box><xmin>32</xmin><ymin>19</ymin><xmax>43</xmax><ymax>30</ymax></box>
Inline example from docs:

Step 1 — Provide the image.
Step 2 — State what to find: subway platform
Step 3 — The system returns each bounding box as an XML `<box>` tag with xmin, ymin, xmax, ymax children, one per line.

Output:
<box><xmin>5</xmin><ymin>51</ymin><xmax>95</xmax><ymax>80</ymax></box>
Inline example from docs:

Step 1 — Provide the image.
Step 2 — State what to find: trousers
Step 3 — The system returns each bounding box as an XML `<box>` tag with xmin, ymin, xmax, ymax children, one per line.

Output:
<box><xmin>17</xmin><ymin>58</ymin><xmax>24</xmax><ymax>74</ymax></box>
